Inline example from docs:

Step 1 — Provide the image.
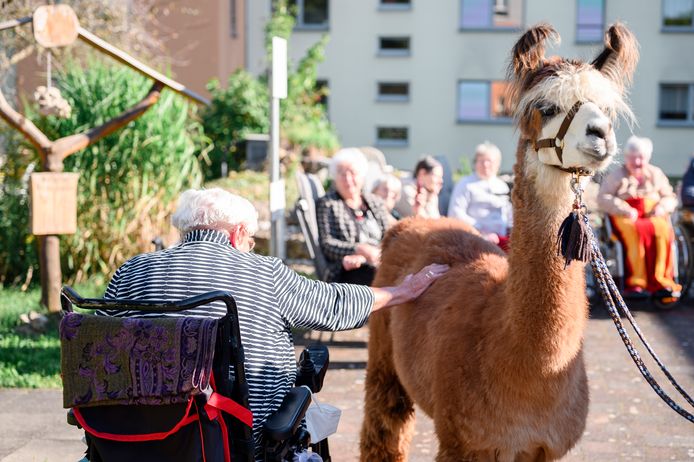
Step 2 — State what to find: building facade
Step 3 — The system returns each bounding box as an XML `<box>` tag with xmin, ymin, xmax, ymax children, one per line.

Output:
<box><xmin>14</xmin><ymin>0</ymin><xmax>246</xmax><ymax>100</ymax></box>
<box><xmin>246</xmin><ymin>0</ymin><xmax>694</xmax><ymax>175</ymax></box>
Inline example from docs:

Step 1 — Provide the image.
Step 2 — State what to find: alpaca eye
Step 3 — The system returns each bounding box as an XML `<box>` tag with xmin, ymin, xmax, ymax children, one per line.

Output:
<box><xmin>539</xmin><ymin>105</ymin><xmax>559</xmax><ymax>118</ymax></box>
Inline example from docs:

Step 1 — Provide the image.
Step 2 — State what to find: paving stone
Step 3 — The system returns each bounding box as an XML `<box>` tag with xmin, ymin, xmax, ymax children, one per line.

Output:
<box><xmin>1</xmin><ymin>302</ymin><xmax>692</xmax><ymax>461</ymax></box>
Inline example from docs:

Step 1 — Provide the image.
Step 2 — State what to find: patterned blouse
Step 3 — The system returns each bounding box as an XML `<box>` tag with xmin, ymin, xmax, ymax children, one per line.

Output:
<box><xmin>99</xmin><ymin>229</ymin><xmax>374</xmax><ymax>459</ymax></box>
<box><xmin>315</xmin><ymin>189</ymin><xmax>391</xmax><ymax>282</ymax></box>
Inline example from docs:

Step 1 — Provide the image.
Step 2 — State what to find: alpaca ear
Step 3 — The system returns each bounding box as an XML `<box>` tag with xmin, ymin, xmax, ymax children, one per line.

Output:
<box><xmin>591</xmin><ymin>23</ymin><xmax>639</xmax><ymax>92</ymax></box>
<box><xmin>509</xmin><ymin>23</ymin><xmax>560</xmax><ymax>80</ymax></box>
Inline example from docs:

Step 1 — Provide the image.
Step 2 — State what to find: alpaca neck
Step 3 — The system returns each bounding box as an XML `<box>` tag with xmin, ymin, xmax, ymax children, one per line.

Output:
<box><xmin>503</xmin><ymin>144</ymin><xmax>589</xmax><ymax>375</ymax></box>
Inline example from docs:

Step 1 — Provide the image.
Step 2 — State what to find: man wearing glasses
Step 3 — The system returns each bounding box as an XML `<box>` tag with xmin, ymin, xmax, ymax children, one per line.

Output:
<box><xmin>99</xmin><ymin>187</ymin><xmax>447</xmax><ymax>457</ymax></box>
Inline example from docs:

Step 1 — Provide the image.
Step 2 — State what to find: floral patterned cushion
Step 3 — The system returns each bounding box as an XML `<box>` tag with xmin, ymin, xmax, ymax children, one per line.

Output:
<box><xmin>60</xmin><ymin>312</ymin><xmax>218</xmax><ymax>408</ymax></box>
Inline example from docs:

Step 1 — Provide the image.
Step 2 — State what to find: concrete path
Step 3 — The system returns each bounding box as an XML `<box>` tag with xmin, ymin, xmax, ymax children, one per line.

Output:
<box><xmin>1</xmin><ymin>302</ymin><xmax>693</xmax><ymax>461</ymax></box>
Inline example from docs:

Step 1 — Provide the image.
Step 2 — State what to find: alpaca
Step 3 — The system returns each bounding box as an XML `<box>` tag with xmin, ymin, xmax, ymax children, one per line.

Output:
<box><xmin>360</xmin><ymin>23</ymin><xmax>638</xmax><ymax>462</ymax></box>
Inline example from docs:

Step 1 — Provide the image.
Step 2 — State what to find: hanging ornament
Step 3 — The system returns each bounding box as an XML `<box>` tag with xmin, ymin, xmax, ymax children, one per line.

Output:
<box><xmin>34</xmin><ymin>51</ymin><xmax>71</xmax><ymax>118</ymax></box>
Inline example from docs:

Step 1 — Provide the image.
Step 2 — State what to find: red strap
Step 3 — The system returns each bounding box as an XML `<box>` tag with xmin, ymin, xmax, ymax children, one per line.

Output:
<box><xmin>205</xmin><ymin>392</ymin><xmax>253</xmax><ymax>428</ymax></box>
<box><xmin>207</xmin><ymin>373</ymin><xmax>253</xmax><ymax>428</ymax></box>
<box><xmin>73</xmin><ymin>398</ymin><xmax>199</xmax><ymax>442</ymax></box>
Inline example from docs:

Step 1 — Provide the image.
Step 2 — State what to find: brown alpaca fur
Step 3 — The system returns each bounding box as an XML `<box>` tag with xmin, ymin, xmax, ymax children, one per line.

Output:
<box><xmin>361</xmin><ymin>23</ymin><xmax>638</xmax><ymax>462</ymax></box>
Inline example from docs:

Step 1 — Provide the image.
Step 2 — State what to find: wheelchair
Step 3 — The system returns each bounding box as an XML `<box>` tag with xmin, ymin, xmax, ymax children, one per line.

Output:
<box><xmin>587</xmin><ymin>211</ymin><xmax>693</xmax><ymax>309</ymax></box>
<box><xmin>59</xmin><ymin>287</ymin><xmax>332</xmax><ymax>462</ymax></box>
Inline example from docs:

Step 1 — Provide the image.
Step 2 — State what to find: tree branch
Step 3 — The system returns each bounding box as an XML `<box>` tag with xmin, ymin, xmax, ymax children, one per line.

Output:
<box><xmin>0</xmin><ymin>87</ymin><xmax>52</xmax><ymax>163</ymax></box>
<box><xmin>49</xmin><ymin>81</ymin><xmax>165</xmax><ymax>163</ymax></box>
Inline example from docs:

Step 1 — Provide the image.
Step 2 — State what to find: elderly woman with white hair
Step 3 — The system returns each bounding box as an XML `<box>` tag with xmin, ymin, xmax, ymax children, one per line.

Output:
<box><xmin>100</xmin><ymin>187</ymin><xmax>448</xmax><ymax>458</ymax></box>
<box><xmin>316</xmin><ymin>148</ymin><xmax>391</xmax><ymax>285</ymax></box>
<box><xmin>598</xmin><ymin>135</ymin><xmax>680</xmax><ymax>303</ymax></box>
<box><xmin>448</xmin><ymin>141</ymin><xmax>512</xmax><ymax>250</ymax></box>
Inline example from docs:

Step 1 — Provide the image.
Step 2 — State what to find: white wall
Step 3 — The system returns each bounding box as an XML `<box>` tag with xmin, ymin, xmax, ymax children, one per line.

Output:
<box><xmin>247</xmin><ymin>0</ymin><xmax>694</xmax><ymax>175</ymax></box>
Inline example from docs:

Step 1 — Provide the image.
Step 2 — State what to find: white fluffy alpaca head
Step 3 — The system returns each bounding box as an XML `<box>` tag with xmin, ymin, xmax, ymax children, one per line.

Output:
<box><xmin>507</xmin><ymin>23</ymin><xmax>639</xmax><ymax>174</ymax></box>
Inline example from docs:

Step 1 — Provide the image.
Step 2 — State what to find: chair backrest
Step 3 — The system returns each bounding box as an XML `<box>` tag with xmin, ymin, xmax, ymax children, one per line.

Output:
<box><xmin>59</xmin><ymin>288</ymin><xmax>255</xmax><ymax>462</ymax></box>
<box><xmin>434</xmin><ymin>155</ymin><xmax>454</xmax><ymax>217</ymax></box>
<box><xmin>360</xmin><ymin>146</ymin><xmax>389</xmax><ymax>193</ymax></box>
<box><xmin>294</xmin><ymin>171</ymin><xmax>330</xmax><ymax>281</ymax></box>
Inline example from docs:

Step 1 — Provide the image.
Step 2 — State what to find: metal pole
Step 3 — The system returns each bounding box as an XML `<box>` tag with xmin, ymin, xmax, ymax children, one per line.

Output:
<box><xmin>269</xmin><ymin>94</ymin><xmax>285</xmax><ymax>259</ymax></box>
<box><xmin>269</xmin><ymin>37</ymin><xmax>287</xmax><ymax>260</ymax></box>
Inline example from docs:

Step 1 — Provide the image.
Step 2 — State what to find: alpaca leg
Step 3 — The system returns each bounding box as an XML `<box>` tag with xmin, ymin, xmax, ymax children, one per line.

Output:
<box><xmin>360</xmin><ymin>311</ymin><xmax>415</xmax><ymax>462</ymax></box>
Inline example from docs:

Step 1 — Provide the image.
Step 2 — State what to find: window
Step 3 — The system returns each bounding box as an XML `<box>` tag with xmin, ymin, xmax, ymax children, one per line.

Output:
<box><xmin>459</xmin><ymin>0</ymin><xmax>523</xmax><ymax>30</ymax></box>
<box><xmin>288</xmin><ymin>0</ymin><xmax>329</xmax><ymax>29</ymax></box>
<box><xmin>663</xmin><ymin>0</ymin><xmax>694</xmax><ymax>30</ymax></box>
<box><xmin>379</xmin><ymin>0</ymin><xmax>412</xmax><ymax>10</ymax></box>
<box><xmin>457</xmin><ymin>80</ymin><xmax>512</xmax><ymax>123</ymax></box>
<box><xmin>659</xmin><ymin>83</ymin><xmax>694</xmax><ymax>125</ymax></box>
<box><xmin>576</xmin><ymin>0</ymin><xmax>604</xmax><ymax>43</ymax></box>
<box><xmin>376</xmin><ymin>126</ymin><xmax>409</xmax><ymax>146</ymax></box>
<box><xmin>378</xmin><ymin>37</ymin><xmax>411</xmax><ymax>56</ymax></box>
<box><xmin>377</xmin><ymin>82</ymin><xmax>410</xmax><ymax>101</ymax></box>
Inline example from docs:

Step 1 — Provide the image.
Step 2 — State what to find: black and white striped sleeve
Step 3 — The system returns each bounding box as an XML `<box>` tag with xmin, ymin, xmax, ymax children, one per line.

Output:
<box><xmin>272</xmin><ymin>259</ymin><xmax>374</xmax><ymax>331</ymax></box>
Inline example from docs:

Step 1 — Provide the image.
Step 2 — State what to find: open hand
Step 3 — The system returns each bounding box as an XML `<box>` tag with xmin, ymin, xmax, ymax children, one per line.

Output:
<box><xmin>397</xmin><ymin>263</ymin><xmax>450</xmax><ymax>302</ymax></box>
<box><xmin>343</xmin><ymin>254</ymin><xmax>367</xmax><ymax>270</ymax></box>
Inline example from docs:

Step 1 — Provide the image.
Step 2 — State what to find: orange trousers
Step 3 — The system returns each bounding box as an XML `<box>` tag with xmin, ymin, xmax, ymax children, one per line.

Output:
<box><xmin>610</xmin><ymin>198</ymin><xmax>681</xmax><ymax>293</ymax></box>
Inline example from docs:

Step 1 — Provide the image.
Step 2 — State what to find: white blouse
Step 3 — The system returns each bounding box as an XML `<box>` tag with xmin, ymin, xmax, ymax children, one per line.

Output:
<box><xmin>448</xmin><ymin>174</ymin><xmax>512</xmax><ymax>236</ymax></box>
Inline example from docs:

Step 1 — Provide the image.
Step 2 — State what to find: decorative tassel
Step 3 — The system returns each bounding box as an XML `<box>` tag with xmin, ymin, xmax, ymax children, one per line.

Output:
<box><xmin>556</xmin><ymin>206</ymin><xmax>591</xmax><ymax>267</ymax></box>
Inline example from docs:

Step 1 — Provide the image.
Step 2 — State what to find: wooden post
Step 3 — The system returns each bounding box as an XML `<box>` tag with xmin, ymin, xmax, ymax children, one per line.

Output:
<box><xmin>39</xmin><ymin>235</ymin><xmax>62</xmax><ymax>311</ymax></box>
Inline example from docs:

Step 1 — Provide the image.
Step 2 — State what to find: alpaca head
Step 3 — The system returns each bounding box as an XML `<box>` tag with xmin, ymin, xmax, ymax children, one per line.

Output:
<box><xmin>507</xmin><ymin>23</ymin><xmax>639</xmax><ymax>205</ymax></box>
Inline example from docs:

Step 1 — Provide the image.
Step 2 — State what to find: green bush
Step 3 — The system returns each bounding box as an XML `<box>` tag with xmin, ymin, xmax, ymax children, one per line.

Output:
<box><xmin>203</xmin><ymin>71</ymin><xmax>269</xmax><ymax>176</ymax></box>
<box><xmin>0</xmin><ymin>131</ymin><xmax>38</xmax><ymax>286</ymax></box>
<box><xmin>0</xmin><ymin>57</ymin><xmax>208</xmax><ymax>284</ymax></box>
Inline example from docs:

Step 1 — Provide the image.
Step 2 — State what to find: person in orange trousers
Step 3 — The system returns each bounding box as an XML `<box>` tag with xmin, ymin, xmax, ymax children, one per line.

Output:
<box><xmin>598</xmin><ymin>136</ymin><xmax>681</xmax><ymax>304</ymax></box>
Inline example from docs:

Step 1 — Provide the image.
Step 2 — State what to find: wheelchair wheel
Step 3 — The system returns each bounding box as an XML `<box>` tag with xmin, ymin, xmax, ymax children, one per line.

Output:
<box><xmin>674</xmin><ymin>223</ymin><xmax>693</xmax><ymax>300</ymax></box>
<box><xmin>652</xmin><ymin>223</ymin><xmax>692</xmax><ymax>310</ymax></box>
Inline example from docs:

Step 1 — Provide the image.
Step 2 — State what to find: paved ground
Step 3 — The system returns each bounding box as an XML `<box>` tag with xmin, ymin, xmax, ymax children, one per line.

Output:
<box><xmin>1</xmin><ymin>301</ymin><xmax>693</xmax><ymax>461</ymax></box>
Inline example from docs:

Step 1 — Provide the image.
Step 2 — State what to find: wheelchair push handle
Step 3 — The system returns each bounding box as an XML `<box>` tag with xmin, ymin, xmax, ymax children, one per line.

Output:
<box><xmin>60</xmin><ymin>286</ymin><xmax>238</xmax><ymax>316</ymax></box>
<box><xmin>295</xmin><ymin>344</ymin><xmax>329</xmax><ymax>394</ymax></box>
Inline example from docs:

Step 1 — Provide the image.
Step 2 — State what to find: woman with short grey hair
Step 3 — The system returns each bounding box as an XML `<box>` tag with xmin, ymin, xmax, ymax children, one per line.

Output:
<box><xmin>316</xmin><ymin>148</ymin><xmax>391</xmax><ymax>284</ymax></box>
<box><xmin>448</xmin><ymin>141</ymin><xmax>512</xmax><ymax>250</ymax></box>
<box><xmin>101</xmin><ymin>187</ymin><xmax>448</xmax><ymax>459</ymax></box>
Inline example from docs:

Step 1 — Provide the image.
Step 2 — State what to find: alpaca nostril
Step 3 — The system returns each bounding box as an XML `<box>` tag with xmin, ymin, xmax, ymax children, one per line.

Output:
<box><xmin>586</xmin><ymin>126</ymin><xmax>606</xmax><ymax>139</ymax></box>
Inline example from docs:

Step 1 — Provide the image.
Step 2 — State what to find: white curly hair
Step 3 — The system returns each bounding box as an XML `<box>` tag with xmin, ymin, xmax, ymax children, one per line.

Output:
<box><xmin>171</xmin><ymin>188</ymin><xmax>258</xmax><ymax>235</ymax></box>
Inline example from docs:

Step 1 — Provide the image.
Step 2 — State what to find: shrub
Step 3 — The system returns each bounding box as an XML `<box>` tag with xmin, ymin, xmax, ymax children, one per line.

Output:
<box><xmin>0</xmin><ymin>57</ymin><xmax>208</xmax><ymax>284</ymax></box>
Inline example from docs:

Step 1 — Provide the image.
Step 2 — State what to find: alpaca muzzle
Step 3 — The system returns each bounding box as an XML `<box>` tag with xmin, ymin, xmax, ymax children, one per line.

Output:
<box><xmin>534</xmin><ymin>101</ymin><xmax>593</xmax><ymax>176</ymax></box>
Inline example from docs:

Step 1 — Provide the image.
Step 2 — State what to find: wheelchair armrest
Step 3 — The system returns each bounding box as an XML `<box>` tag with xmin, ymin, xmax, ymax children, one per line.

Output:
<box><xmin>264</xmin><ymin>386</ymin><xmax>311</xmax><ymax>442</ymax></box>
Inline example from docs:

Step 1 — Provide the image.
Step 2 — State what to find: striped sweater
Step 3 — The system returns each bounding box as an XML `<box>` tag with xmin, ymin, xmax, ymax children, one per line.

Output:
<box><xmin>99</xmin><ymin>229</ymin><xmax>374</xmax><ymax>456</ymax></box>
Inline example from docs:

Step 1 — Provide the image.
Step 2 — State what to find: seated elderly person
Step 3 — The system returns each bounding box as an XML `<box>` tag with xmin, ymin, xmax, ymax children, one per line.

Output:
<box><xmin>448</xmin><ymin>141</ymin><xmax>512</xmax><ymax>250</ymax></box>
<box><xmin>316</xmin><ymin>148</ymin><xmax>391</xmax><ymax>285</ymax></box>
<box><xmin>371</xmin><ymin>173</ymin><xmax>403</xmax><ymax>223</ymax></box>
<box><xmin>394</xmin><ymin>156</ymin><xmax>444</xmax><ymax>219</ymax></box>
<box><xmin>598</xmin><ymin>135</ymin><xmax>681</xmax><ymax>302</ymax></box>
<box><xmin>100</xmin><ymin>187</ymin><xmax>448</xmax><ymax>459</ymax></box>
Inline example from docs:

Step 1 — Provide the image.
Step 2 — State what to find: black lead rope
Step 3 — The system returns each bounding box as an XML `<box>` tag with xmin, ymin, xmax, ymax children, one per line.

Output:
<box><xmin>556</xmin><ymin>173</ymin><xmax>694</xmax><ymax>424</ymax></box>
<box><xmin>585</xmin><ymin>218</ymin><xmax>694</xmax><ymax>423</ymax></box>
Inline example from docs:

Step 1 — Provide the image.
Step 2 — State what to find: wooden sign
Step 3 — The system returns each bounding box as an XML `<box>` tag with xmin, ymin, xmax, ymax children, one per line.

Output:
<box><xmin>33</xmin><ymin>5</ymin><xmax>79</xmax><ymax>48</ymax></box>
<box><xmin>30</xmin><ymin>172</ymin><xmax>79</xmax><ymax>235</ymax></box>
